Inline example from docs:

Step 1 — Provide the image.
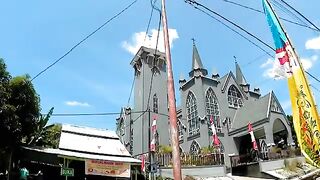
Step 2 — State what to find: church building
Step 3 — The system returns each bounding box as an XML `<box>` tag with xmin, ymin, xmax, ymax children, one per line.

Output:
<box><xmin>116</xmin><ymin>43</ymin><xmax>293</xmax><ymax>166</ymax></box>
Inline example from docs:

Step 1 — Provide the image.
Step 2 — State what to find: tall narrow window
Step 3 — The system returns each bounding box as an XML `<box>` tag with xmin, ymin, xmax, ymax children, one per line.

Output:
<box><xmin>206</xmin><ymin>88</ymin><xmax>221</xmax><ymax>132</ymax></box>
<box><xmin>227</xmin><ymin>85</ymin><xmax>243</xmax><ymax>108</ymax></box>
<box><xmin>190</xmin><ymin>141</ymin><xmax>201</xmax><ymax>155</ymax></box>
<box><xmin>186</xmin><ymin>92</ymin><xmax>199</xmax><ymax>136</ymax></box>
<box><xmin>177</xmin><ymin>119</ymin><xmax>184</xmax><ymax>141</ymax></box>
<box><xmin>153</xmin><ymin>94</ymin><xmax>158</xmax><ymax>113</ymax></box>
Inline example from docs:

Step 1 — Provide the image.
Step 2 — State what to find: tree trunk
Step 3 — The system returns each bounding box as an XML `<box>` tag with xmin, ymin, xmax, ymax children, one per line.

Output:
<box><xmin>7</xmin><ymin>150</ymin><xmax>12</xmax><ymax>180</ymax></box>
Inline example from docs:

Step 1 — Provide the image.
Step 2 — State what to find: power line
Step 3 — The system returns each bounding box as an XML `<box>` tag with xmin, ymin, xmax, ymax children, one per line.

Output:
<box><xmin>306</xmin><ymin>71</ymin><xmax>320</xmax><ymax>84</ymax></box>
<box><xmin>127</xmin><ymin>76</ymin><xmax>135</xmax><ymax>107</ymax></box>
<box><xmin>146</xmin><ymin>11</ymin><xmax>162</xmax><ymax>109</ymax></box>
<box><xmin>310</xmin><ymin>84</ymin><xmax>320</xmax><ymax>94</ymax></box>
<box><xmin>271</xmin><ymin>0</ymin><xmax>308</xmax><ymax>27</ymax></box>
<box><xmin>31</xmin><ymin>0</ymin><xmax>138</xmax><ymax>81</ymax></box>
<box><xmin>47</xmin><ymin>110</ymin><xmax>146</xmax><ymax>117</ymax></box>
<box><xmin>219</xmin><ymin>0</ymin><xmax>318</xmax><ymax>32</ymax></box>
<box><xmin>279</xmin><ymin>0</ymin><xmax>320</xmax><ymax>32</ymax></box>
<box><xmin>243</xmin><ymin>53</ymin><xmax>269</xmax><ymax>68</ymax></box>
<box><xmin>144</xmin><ymin>0</ymin><xmax>156</xmax><ymax>41</ymax></box>
<box><xmin>185</xmin><ymin>0</ymin><xmax>320</xmax><ymax>85</ymax></box>
<box><xmin>185</xmin><ymin>0</ymin><xmax>276</xmax><ymax>52</ymax></box>
<box><xmin>187</xmin><ymin>2</ymin><xmax>274</xmax><ymax>58</ymax></box>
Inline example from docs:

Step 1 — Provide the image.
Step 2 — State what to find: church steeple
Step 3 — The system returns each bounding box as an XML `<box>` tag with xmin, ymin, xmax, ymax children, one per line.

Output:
<box><xmin>235</xmin><ymin>57</ymin><xmax>247</xmax><ymax>85</ymax></box>
<box><xmin>189</xmin><ymin>40</ymin><xmax>208</xmax><ymax>78</ymax></box>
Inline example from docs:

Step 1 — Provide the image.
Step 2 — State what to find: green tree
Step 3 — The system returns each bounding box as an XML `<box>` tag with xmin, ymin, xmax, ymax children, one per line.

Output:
<box><xmin>0</xmin><ymin>59</ymin><xmax>46</xmax><ymax>179</ymax></box>
<box><xmin>34</xmin><ymin>123</ymin><xmax>62</xmax><ymax>149</ymax></box>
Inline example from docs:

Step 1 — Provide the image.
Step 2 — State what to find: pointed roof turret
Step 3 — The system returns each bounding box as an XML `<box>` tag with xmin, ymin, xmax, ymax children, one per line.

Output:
<box><xmin>189</xmin><ymin>40</ymin><xmax>208</xmax><ymax>77</ymax></box>
<box><xmin>235</xmin><ymin>57</ymin><xmax>247</xmax><ymax>85</ymax></box>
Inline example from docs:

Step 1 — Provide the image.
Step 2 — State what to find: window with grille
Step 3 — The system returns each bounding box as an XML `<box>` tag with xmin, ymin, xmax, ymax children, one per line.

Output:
<box><xmin>153</xmin><ymin>94</ymin><xmax>158</xmax><ymax>113</ymax></box>
<box><xmin>186</xmin><ymin>92</ymin><xmax>199</xmax><ymax>136</ymax></box>
<box><xmin>206</xmin><ymin>88</ymin><xmax>221</xmax><ymax>133</ymax></box>
<box><xmin>227</xmin><ymin>85</ymin><xmax>243</xmax><ymax>108</ymax></box>
<box><xmin>190</xmin><ymin>141</ymin><xmax>201</xmax><ymax>155</ymax></box>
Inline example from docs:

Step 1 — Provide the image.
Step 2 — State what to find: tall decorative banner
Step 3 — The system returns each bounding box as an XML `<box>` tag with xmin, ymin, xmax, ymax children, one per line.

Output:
<box><xmin>263</xmin><ymin>0</ymin><xmax>320</xmax><ymax>166</ymax></box>
<box><xmin>85</xmin><ymin>160</ymin><xmax>130</xmax><ymax>177</ymax></box>
<box><xmin>210</xmin><ymin>115</ymin><xmax>220</xmax><ymax>146</ymax></box>
<box><xmin>150</xmin><ymin>115</ymin><xmax>158</xmax><ymax>152</ymax></box>
<box><xmin>248</xmin><ymin>122</ymin><xmax>258</xmax><ymax>150</ymax></box>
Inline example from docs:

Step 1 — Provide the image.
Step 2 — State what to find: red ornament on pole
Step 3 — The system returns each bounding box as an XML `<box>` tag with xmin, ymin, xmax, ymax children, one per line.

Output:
<box><xmin>248</xmin><ymin>122</ymin><xmax>258</xmax><ymax>150</ymax></box>
<box><xmin>210</xmin><ymin>116</ymin><xmax>220</xmax><ymax>146</ymax></box>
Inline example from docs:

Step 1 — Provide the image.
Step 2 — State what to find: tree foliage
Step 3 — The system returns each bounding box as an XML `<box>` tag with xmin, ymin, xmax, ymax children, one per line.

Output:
<box><xmin>34</xmin><ymin>123</ymin><xmax>62</xmax><ymax>149</ymax></box>
<box><xmin>0</xmin><ymin>59</ymin><xmax>42</xmax><ymax>150</ymax></box>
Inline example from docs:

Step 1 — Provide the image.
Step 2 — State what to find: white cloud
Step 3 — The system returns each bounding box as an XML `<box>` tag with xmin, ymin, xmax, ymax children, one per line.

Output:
<box><xmin>281</xmin><ymin>100</ymin><xmax>292</xmax><ymax>112</ymax></box>
<box><xmin>260</xmin><ymin>58</ymin><xmax>286</xmax><ymax>80</ymax></box>
<box><xmin>122</xmin><ymin>28</ymin><xmax>179</xmax><ymax>55</ymax></box>
<box><xmin>260</xmin><ymin>58</ymin><xmax>273</xmax><ymax>68</ymax></box>
<box><xmin>305</xmin><ymin>36</ymin><xmax>320</xmax><ymax>50</ymax></box>
<box><xmin>301</xmin><ymin>55</ymin><xmax>318</xmax><ymax>70</ymax></box>
<box><xmin>260</xmin><ymin>55</ymin><xmax>318</xmax><ymax>80</ymax></box>
<box><xmin>65</xmin><ymin>101</ymin><xmax>91</xmax><ymax>107</ymax></box>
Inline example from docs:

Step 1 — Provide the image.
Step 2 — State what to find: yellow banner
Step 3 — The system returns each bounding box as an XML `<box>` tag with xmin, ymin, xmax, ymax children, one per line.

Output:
<box><xmin>85</xmin><ymin>159</ymin><xmax>130</xmax><ymax>177</ymax></box>
<box><xmin>287</xmin><ymin>45</ymin><xmax>320</xmax><ymax>167</ymax></box>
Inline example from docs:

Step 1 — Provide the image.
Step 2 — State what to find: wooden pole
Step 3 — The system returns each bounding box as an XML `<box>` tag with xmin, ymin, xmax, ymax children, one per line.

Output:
<box><xmin>161</xmin><ymin>0</ymin><xmax>182</xmax><ymax>179</ymax></box>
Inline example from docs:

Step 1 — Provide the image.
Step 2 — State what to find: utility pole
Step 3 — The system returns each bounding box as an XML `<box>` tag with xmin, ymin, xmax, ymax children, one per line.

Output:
<box><xmin>161</xmin><ymin>0</ymin><xmax>182</xmax><ymax>179</ymax></box>
<box><xmin>147</xmin><ymin>107</ymin><xmax>154</xmax><ymax>180</ymax></box>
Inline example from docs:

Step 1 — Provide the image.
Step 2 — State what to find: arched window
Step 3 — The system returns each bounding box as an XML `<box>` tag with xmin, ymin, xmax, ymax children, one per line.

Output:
<box><xmin>186</xmin><ymin>92</ymin><xmax>199</xmax><ymax>136</ymax></box>
<box><xmin>177</xmin><ymin>119</ymin><xmax>184</xmax><ymax>141</ymax></box>
<box><xmin>227</xmin><ymin>85</ymin><xmax>243</xmax><ymax>108</ymax></box>
<box><xmin>206</xmin><ymin>88</ymin><xmax>221</xmax><ymax>132</ymax></box>
<box><xmin>190</xmin><ymin>141</ymin><xmax>201</xmax><ymax>155</ymax></box>
<box><xmin>153</xmin><ymin>94</ymin><xmax>158</xmax><ymax>113</ymax></box>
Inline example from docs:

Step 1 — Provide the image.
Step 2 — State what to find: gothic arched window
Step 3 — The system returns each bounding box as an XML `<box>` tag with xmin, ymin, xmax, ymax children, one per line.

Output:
<box><xmin>153</xmin><ymin>94</ymin><xmax>158</xmax><ymax>113</ymax></box>
<box><xmin>177</xmin><ymin>119</ymin><xmax>184</xmax><ymax>141</ymax></box>
<box><xmin>206</xmin><ymin>88</ymin><xmax>221</xmax><ymax>132</ymax></box>
<box><xmin>186</xmin><ymin>92</ymin><xmax>199</xmax><ymax>136</ymax></box>
<box><xmin>190</xmin><ymin>141</ymin><xmax>201</xmax><ymax>155</ymax></box>
<box><xmin>227</xmin><ymin>85</ymin><xmax>243</xmax><ymax>108</ymax></box>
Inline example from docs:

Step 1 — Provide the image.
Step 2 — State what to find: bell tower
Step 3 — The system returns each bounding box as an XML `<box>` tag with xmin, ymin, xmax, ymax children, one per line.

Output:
<box><xmin>130</xmin><ymin>46</ymin><xmax>169</xmax><ymax>155</ymax></box>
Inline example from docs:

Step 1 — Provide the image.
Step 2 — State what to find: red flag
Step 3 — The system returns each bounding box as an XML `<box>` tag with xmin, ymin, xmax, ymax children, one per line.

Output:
<box><xmin>151</xmin><ymin>118</ymin><xmax>157</xmax><ymax>132</ymax></box>
<box><xmin>210</xmin><ymin>116</ymin><xmax>220</xmax><ymax>146</ymax></box>
<box><xmin>150</xmin><ymin>138</ymin><xmax>156</xmax><ymax>152</ymax></box>
<box><xmin>141</xmin><ymin>155</ymin><xmax>145</xmax><ymax>172</ymax></box>
<box><xmin>248</xmin><ymin>122</ymin><xmax>258</xmax><ymax>150</ymax></box>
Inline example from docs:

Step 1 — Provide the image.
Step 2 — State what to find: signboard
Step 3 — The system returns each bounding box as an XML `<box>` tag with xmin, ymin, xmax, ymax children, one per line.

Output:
<box><xmin>85</xmin><ymin>159</ymin><xmax>130</xmax><ymax>178</ymax></box>
<box><xmin>60</xmin><ymin>167</ymin><xmax>74</xmax><ymax>177</ymax></box>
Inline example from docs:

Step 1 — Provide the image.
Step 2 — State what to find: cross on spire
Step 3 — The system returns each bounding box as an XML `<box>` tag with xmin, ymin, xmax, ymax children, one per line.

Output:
<box><xmin>191</xmin><ymin>38</ymin><xmax>196</xmax><ymax>45</ymax></box>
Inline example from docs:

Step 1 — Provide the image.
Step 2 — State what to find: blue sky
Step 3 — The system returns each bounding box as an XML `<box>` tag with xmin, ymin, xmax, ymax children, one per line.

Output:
<box><xmin>1</xmin><ymin>0</ymin><xmax>319</xmax><ymax>130</ymax></box>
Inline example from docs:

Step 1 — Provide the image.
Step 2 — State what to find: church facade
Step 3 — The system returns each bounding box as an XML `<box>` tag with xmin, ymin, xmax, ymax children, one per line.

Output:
<box><xmin>116</xmin><ymin>44</ymin><xmax>293</xmax><ymax>166</ymax></box>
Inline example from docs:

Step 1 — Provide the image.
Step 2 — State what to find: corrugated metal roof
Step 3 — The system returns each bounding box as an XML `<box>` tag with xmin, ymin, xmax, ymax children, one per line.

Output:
<box><xmin>59</xmin><ymin>124</ymin><xmax>132</xmax><ymax>158</ymax></box>
<box><xmin>23</xmin><ymin>147</ymin><xmax>140</xmax><ymax>163</ymax></box>
<box><xmin>62</xmin><ymin>124</ymin><xmax>118</xmax><ymax>139</ymax></box>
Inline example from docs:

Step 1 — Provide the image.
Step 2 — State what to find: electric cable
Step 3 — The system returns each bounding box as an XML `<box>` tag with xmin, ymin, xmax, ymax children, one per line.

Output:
<box><xmin>279</xmin><ymin>0</ymin><xmax>320</xmax><ymax>32</ymax></box>
<box><xmin>219</xmin><ymin>0</ymin><xmax>318</xmax><ymax>32</ymax></box>
<box><xmin>31</xmin><ymin>0</ymin><xmax>138</xmax><ymax>81</ymax></box>
<box><xmin>185</xmin><ymin>0</ymin><xmax>320</xmax><ymax>85</ymax></box>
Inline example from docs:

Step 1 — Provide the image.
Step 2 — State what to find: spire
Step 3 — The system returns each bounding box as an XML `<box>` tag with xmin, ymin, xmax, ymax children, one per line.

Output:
<box><xmin>189</xmin><ymin>39</ymin><xmax>208</xmax><ymax>77</ymax></box>
<box><xmin>235</xmin><ymin>57</ymin><xmax>247</xmax><ymax>85</ymax></box>
<box><xmin>192</xmin><ymin>39</ymin><xmax>204</xmax><ymax>70</ymax></box>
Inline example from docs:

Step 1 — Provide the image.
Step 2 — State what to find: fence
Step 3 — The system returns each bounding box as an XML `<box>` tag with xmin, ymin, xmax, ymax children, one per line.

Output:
<box><xmin>157</xmin><ymin>153</ymin><xmax>224</xmax><ymax>167</ymax></box>
<box><xmin>230</xmin><ymin>148</ymin><xmax>302</xmax><ymax>167</ymax></box>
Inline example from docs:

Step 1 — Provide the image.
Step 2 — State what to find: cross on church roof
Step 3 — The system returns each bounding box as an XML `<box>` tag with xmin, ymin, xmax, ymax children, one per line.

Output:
<box><xmin>191</xmin><ymin>38</ymin><xmax>196</xmax><ymax>45</ymax></box>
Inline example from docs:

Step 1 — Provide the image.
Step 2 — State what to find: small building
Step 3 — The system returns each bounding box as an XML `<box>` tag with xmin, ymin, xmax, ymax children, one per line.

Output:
<box><xmin>23</xmin><ymin>124</ymin><xmax>140</xmax><ymax>180</ymax></box>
